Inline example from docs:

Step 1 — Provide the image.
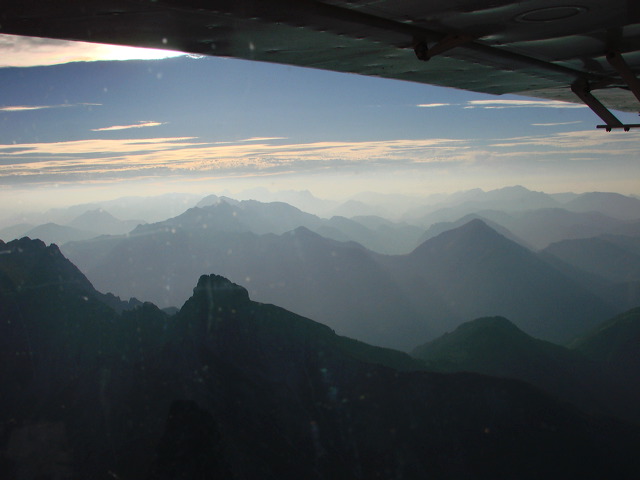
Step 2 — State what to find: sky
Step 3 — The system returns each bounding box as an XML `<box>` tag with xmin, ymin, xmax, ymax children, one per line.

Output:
<box><xmin>1</xmin><ymin>33</ymin><xmax>639</xmax><ymax>217</ymax></box>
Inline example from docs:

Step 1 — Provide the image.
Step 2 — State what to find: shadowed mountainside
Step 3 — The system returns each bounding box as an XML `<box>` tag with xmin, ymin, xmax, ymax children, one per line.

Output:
<box><xmin>65</xmin><ymin>226</ymin><xmax>447</xmax><ymax>350</ymax></box>
<box><xmin>387</xmin><ymin>219</ymin><xmax>616</xmax><ymax>343</ymax></box>
<box><xmin>571</xmin><ymin>307</ymin><xmax>640</xmax><ymax>409</ymax></box>
<box><xmin>412</xmin><ymin>315</ymin><xmax>639</xmax><ymax>423</ymax></box>
<box><xmin>543</xmin><ymin>234</ymin><xmax>640</xmax><ymax>284</ymax></box>
<box><xmin>2</xmin><ymin>238</ymin><xmax>640</xmax><ymax>479</ymax></box>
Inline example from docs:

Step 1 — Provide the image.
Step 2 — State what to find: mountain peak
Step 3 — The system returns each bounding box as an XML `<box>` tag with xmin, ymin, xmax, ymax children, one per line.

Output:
<box><xmin>411</xmin><ymin>218</ymin><xmax>518</xmax><ymax>263</ymax></box>
<box><xmin>0</xmin><ymin>237</ymin><xmax>95</xmax><ymax>293</ymax></box>
<box><xmin>192</xmin><ymin>274</ymin><xmax>250</xmax><ymax>306</ymax></box>
<box><xmin>453</xmin><ymin>315</ymin><xmax>526</xmax><ymax>337</ymax></box>
<box><xmin>68</xmin><ymin>208</ymin><xmax>118</xmax><ymax>226</ymax></box>
<box><xmin>457</xmin><ymin>217</ymin><xmax>494</xmax><ymax>232</ymax></box>
<box><xmin>4</xmin><ymin>236</ymin><xmax>48</xmax><ymax>252</ymax></box>
<box><xmin>412</xmin><ymin>315</ymin><xmax>536</xmax><ymax>364</ymax></box>
<box><xmin>415</xmin><ymin>218</ymin><xmax>506</xmax><ymax>252</ymax></box>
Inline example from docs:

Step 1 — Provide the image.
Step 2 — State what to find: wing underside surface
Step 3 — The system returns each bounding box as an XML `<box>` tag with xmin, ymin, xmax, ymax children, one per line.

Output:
<box><xmin>1</xmin><ymin>0</ymin><xmax>639</xmax><ymax>116</ymax></box>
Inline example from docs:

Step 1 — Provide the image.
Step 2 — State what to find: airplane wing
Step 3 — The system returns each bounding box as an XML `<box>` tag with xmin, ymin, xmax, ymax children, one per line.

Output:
<box><xmin>2</xmin><ymin>1</ymin><xmax>639</xmax><ymax>128</ymax></box>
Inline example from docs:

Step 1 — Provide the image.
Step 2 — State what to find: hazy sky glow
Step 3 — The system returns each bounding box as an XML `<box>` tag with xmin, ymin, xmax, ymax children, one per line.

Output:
<box><xmin>1</xmin><ymin>34</ymin><xmax>639</xmax><ymax>215</ymax></box>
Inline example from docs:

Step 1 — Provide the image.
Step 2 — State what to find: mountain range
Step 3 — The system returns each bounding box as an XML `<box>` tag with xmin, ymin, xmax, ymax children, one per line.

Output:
<box><xmin>4</xmin><ymin>186</ymin><xmax>638</xmax><ymax>351</ymax></box>
<box><xmin>62</xmin><ymin>209</ymin><xmax>617</xmax><ymax>350</ymax></box>
<box><xmin>0</xmin><ymin>209</ymin><xmax>143</xmax><ymax>245</ymax></box>
<box><xmin>404</xmin><ymin>186</ymin><xmax>640</xmax><ymax>226</ymax></box>
<box><xmin>420</xmin><ymin>208</ymin><xmax>629</xmax><ymax>250</ymax></box>
<box><xmin>2</xmin><ymin>237</ymin><xmax>639</xmax><ymax>479</ymax></box>
<box><xmin>143</xmin><ymin>197</ymin><xmax>423</xmax><ymax>255</ymax></box>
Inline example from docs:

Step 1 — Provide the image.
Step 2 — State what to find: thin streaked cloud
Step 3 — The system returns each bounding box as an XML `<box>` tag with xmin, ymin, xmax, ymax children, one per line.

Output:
<box><xmin>466</xmin><ymin>99</ymin><xmax>586</xmax><ymax>109</ymax></box>
<box><xmin>1</xmin><ymin>132</ymin><xmax>638</xmax><ymax>196</ymax></box>
<box><xmin>0</xmin><ymin>103</ymin><xmax>101</xmax><ymax>112</ymax></box>
<box><xmin>240</xmin><ymin>137</ymin><xmax>288</xmax><ymax>142</ymax></box>
<box><xmin>484</xmin><ymin>130</ymin><xmax>640</xmax><ymax>162</ymax></box>
<box><xmin>489</xmin><ymin>129</ymin><xmax>640</xmax><ymax>149</ymax></box>
<box><xmin>0</xmin><ymin>137</ymin><xmax>472</xmax><ymax>183</ymax></box>
<box><xmin>5</xmin><ymin>131</ymin><xmax>638</xmax><ymax>186</ymax></box>
<box><xmin>531</xmin><ymin>121</ymin><xmax>583</xmax><ymax>127</ymax></box>
<box><xmin>91</xmin><ymin>121</ymin><xmax>167</xmax><ymax>132</ymax></box>
<box><xmin>417</xmin><ymin>103</ymin><xmax>451</xmax><ymax>108</ymax></box>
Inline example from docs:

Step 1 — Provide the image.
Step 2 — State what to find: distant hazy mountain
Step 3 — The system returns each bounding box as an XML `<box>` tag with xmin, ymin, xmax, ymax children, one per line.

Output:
<box><xmin>549</xmin><ymin>192</ymin><xmax>581</xmax><ymax>203</ymax></box>
<box><xmin>67</xmin><ymin>208</ymin><xmax>142</xmax><ymax>235</ymax></box>
<box><xmin>317</xmin><ymin>215</ymin><xmax>424</xmax><ymax>254</ymax></box>
<box><xmin>613</xmin><ymin>219</ymin><xmax>640</xmax><ymax>237</ymax></box>
<box><xmin>490</xmin><ymin>208</ymin><xmax>625</xmax><ymax>250</ymax></box>
<box><xmin>543</xmin><ymin>235</ymin><xmax>640</xmax><ymax>284</ymax></box>
<box><xmin>22</xmin><ymin>222</ymin><xmax>97</xmax><ymax>244</ymax></box>
<box><xmin>468</xmin><ymin>185</ymin><xmax>560</xmax><ymax>210</ymax></box>
<box><xmin>404</xmin><ymin>188</ymin><xmax>640</xmax><ymax>245</ymax></box>
<box><xmin>565</xmin><ymin>192</ymin><xmax>640</xmax><ymax>220</ymax></box>
<box><xmin>225</xmin><ymin>187</ymin><xmax>338</xmax><ymax>216</ymax></box>
<box><xmin>349</xmin><ymin>191</ymin><xmax>435</xmax><ymax>219</ymax></box>
<box><xmin>391</xmin><ymin>219</ymin><xmax>616</xmax><ymax>342</ymax></box>
<box><xmin>434</xmin><ymin>208</ymin><xmax>626</xmax><ymax>251</ymax></box>
<box><xmin>195</xmin><ymin>193</ymin><xmax>224</xmax><ymax>207</ymax></box>
<box><xmin>134</xmin><ymin>198</ymin><xmax>422</xmax><ymax>255</ymax></box>
<box><xmin>0</xmin><ymin>222</ymin><xmax>34</xmax><ymax>241</ymax></box>
<box><xmin>3</xmin><ymin>241</ymin><xmax>639</xmax><ymax>479</ymax></box>
<box><xmin>64</xmin><ymin>217</ymin><xmax>616</xmax><ymax>349</ymax></box>
<box><xmin>42</xmin><ymin>192</ymin><xmax>202</xmax><ymax>225</ymax></box>
<box><xmin>330</xmin><ymin>199</ymin><xmax>393</xmax><ymax>219</ymax></box>
<box><xmin>64</xmin><ymin>225</ymin><xmax>446</xmax><ymax>350</ymax></box>
<box><xmin>137</xmin><ymin>199</ymin><xmax>324</xmax><ymax>236</ymax></box>
<box><xmin>418</xmin><ymin>212</ymin><xmax>531</xmax><ymax>249</ymax></box>
<box><xmin>405</xmin><ymin>185</ymin><xmax>561</xmax><ymax>225</ymax></box>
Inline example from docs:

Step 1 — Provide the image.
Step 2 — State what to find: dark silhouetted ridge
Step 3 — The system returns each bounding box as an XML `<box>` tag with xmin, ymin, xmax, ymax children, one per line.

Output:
<box><xmin>0</xmin><ymin>237</ymin><xmax>95</xmax><ymax>293</ymax></box>
<box><xmin>571</xmin><ymin>307</ymin><xmax>640</xmax><ymax>367</ymax></box>
<box><xmin>2</xmin><ymin>246</ymin><xmax>640</xmax><ymax>479</ymax></box>
<box><xmin>412</xmin><ymin>315</ymin><xmax>636</xmax><ymax>422</ymax></box>
<box><xmin>0</xmin><ymin>237</ymin><xmax>140</xmax><ymax>311</ymax></box>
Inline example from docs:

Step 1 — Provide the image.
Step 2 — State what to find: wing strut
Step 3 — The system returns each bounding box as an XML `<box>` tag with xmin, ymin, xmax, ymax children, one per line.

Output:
<box><xmin>606</xmin><ymin>51</ymin><xmax>640</xmax><ymax>104</ymax></box>
<box><xmin>572</xmin><ymin>52</ymin><xmax>640</xmax><ymax>132</ymax></box>
<box><xmin>571</xmin><ymin>80</ymin><xmax>627</xmax><ymax>131</ymax></box>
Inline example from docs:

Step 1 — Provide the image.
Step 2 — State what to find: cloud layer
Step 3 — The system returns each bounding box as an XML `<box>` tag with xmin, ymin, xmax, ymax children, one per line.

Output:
<box><xmin>2</xmin><ymin>130</ymin><xmax>638</xmax><ymax>186</ymax></box>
